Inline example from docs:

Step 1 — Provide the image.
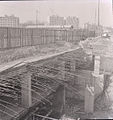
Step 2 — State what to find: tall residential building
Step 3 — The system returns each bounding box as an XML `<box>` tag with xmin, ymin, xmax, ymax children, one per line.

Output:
<box><xmin>65</xmin><ymin>16</ymin><xmax>79</xmax><ymax>29</ymax></box>
<box><xmin>0</xmin><ymin>15</ymin><xmax>19</xmax><ymax>27</ymax></box>
<box><xmin>49</xmin><ymin>15</ymin><xmax>65</xmax><ymax>26</ymax></box>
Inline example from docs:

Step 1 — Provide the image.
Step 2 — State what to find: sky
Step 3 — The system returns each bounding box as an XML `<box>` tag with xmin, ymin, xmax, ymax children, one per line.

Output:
<box><xmin>0</xmin><ymin>0</ymin><xmax>112</xmax><ymax>27</ymax></box>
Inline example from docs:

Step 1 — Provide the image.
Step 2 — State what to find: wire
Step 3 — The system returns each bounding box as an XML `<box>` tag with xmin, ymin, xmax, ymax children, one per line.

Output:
<box><xmin>0</xmin><ymin>79</ymin><xmax>47</xmax><ymax>106</ymax></box>
<box><xmin>31</xmin><ymin>83</ymin><xmax>48</xmax><ymax>93</ymax></box>
<box><xmin>0</xmin><ymin>99</ymin><xmax>19</xmax><ymax>108</ymax></box>
<box><xmin>9</xmin><ymin>77</ymin><xmax>48</xmax><ymax>93</ymax></box>
<box><xmin>0</xmin><ymin>76</ymin><xmax>53</xmax><ymax>104</ymax></box>
<box><xmin>36</xmin><ymin>65</ymin><xmax>91</xmax><ymax>80</ymax></box>
<box><xmin>33</xmin><ymin>113</ymin><xmax>58</xmax><ymax>120</ymax></box>
<box><xmin>0</xmin><ymin>109</ymin><xmax>16</xmax><ymax>119</ymax></box>
<box><xmin>32</xmin><ymin>79</ymin><xmax>55</xmax><ymax>92</ymax></box>
<box><xmin>0</xmin><ymin>103</ymin><xmax>18</xmax><ymax>115</ymax></box>
<box><xmin>0</xmin><ymin>54</ymin><xmax>92</xmax><ymax>111</ymax></box>
<box><xmin>37</xmin><ymin>74</ymin><xmax>82</xmax><ymax>97</ymax></box>
<box><xmin>20</xmin><ymin>83</ymin><xmax>52</xmax><ymax>105</ymax></box>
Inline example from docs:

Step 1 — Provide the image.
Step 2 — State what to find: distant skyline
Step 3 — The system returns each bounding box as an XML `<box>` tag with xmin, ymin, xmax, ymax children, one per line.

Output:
<box><xmin>0</xmin><ymin>0</ymin><xmax>112</xmax><ymax>27</ymax></box>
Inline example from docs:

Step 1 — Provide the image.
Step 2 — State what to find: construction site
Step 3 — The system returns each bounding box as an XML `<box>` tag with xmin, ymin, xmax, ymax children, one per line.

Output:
<box><xmin>0</xmin><ymin>0</ymin><xmax>112</xmax><ymax>119</ymax></box>
<box><xmin>0</xmin><ymin>31</ymin><xmax>113</xmax><ymax>120</ymax></box>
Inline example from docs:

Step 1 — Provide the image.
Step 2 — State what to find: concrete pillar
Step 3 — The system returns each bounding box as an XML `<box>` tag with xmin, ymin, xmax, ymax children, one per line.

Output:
<box><xmin>102</xmin><ymin>73</ymin><xmax>113</xmax><ymax>108</ymax></box>
<box><xmin>71</xmin><ymin>59</ymin><xmax>76</xmax><ymax>72</ymax></box>
<box><xmin>61</xmin><ymin>61</ymin><xmax>66</xmax><ymax>80</ymax></box>
<box><xmin>71</xmin><ymin>59</ymin><xmax>77</xmax><ymax>85</ymax></box>
<box><xmin>21</xmin><ymin>70</ymin><xmax>32</xmax><ymax>108</ymax></box>
<box><xmin>84</xmin><ymin>72</ymin><xmax>104</xmax><ymax>113</ymax></box>
<box><xmin>84</xmin><ymin>55</ymin><xmax>100</xmax><ymax>113</ymax></box>
<box><xmin>92</xmin><ymin>73</ymin><xmax>104</xmax><ymax>95</ymax></box>
<box><xmin>94</xmin><ymin>55</ymin><xmax>100</xmax><ymax>75</ymax></box>
<box><xmin>92</xmin><ymin>55</ymin><xmax>95</xmax><ymax>71</ymax></box>
<box><xmin>84</xmin><ymin>85</ymin><xmax>94</xmax><ymax>113</ymax></box>
<box><xmin>103</xmin><ymin>74</ymin><xmax>110</xmax><ymax>92</ymax></box>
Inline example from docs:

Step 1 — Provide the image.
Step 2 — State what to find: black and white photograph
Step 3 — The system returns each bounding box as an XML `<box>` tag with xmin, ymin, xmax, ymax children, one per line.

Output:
<box><xmin>0</xmin><ymin>0</ymin><xmax>112</xmax><ymax>119</ymax></box>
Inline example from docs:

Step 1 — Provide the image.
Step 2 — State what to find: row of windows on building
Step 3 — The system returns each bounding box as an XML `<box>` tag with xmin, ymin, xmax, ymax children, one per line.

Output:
<box><xmin>49</xmin><ymin>15</ymin><xmax>79</xmax><ymax>29</ymax></box>
<box><xmin>0</xmin><ymin>15</ymin><xmax>19</xmax><ymax>27</ymax></box>
<box><xmin>0</xmin><ymin>15</ymin><xmax>102</xmax><ymax>32</ymax></box>
<box><xmin>0</xmin><ymin>15</ymin><xmax>79</xmax><ymax>28</ymax></box>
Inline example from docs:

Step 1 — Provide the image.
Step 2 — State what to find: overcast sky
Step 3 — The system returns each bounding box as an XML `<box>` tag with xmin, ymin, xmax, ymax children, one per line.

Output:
<box><xmin>0</xmin><ymin>0</ymin><xmax>112</xmax><ymax>27</ymax></box>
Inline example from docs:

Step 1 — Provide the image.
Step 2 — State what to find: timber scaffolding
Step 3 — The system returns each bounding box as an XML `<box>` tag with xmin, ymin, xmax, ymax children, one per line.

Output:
<box><xmin>0</xmin><ymin>46</ymin><xmax>97</xmax><ymax>120</ymax></box>
<box><xmin>0</xmin><ymin>37</ymin><xmax>111</xmax><ymax>120</ymax></box>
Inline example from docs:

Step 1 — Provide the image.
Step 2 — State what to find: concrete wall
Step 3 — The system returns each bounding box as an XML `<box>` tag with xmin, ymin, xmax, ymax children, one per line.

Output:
<box><xmin>100</xmin><ymin>56</ymin><xmax>113</xmax><ymax>73</ymax></box>
<box><xmin>103</xmin><ymin>74</ymin><xmax>113</xmax><ymax>108</ymax></box>
<box><xmin>66</xmin><ymin>70</ymin><xmax>104</xmax><ymax>100</ymax></box>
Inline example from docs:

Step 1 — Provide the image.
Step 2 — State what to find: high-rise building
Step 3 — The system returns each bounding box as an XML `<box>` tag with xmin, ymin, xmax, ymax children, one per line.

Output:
<box><xmin>49</xmin><ymin>15</ymin><xmax>65</xmax><ymax>26</ymax></box>
<box><xmin>65</xmin><ymin>16</ymin><xmax>79</xmax><ymax>29</ymax></box>
<box><xmin>49</xmin><ymin>15</ymin><xmax>79</xmax><ymax>28</ymax></box>
<box><xmin>0</xmin><ymin>15</ymin><xmax>19</xmax><ymax>27</ymax></box>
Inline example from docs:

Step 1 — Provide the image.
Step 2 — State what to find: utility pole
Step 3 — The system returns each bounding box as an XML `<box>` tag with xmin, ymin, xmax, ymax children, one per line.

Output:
<box><xmin>98</xmin><ymin>0</ymin><xmax>100</xmax><ymax>26</ymax></box>
<box><xmin>94</xmin><ymin>7</ymin><xmax>97</xmax><ymax>25</ymax></box>
<box><xmin>36</xmin><ymin>10</ymin><xmax>38</xmax><ymax>26</ymax></box>
<box><xmin>94</xmin><ymin>7</ymin><xmax>97</xmax><ymax>37</ymax></box>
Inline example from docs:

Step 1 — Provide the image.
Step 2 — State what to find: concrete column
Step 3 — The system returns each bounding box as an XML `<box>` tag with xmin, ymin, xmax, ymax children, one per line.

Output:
<box><xmin>92</xmin><ymin>73</ymin><xmax>104</xmax><ymax>94</ymax></box>
<box><xmin>102</xmin><ymin>74</ymin><xmax>113</xmax><ymax>108</ymax></box>
<box><xmin>71</xmin><ymin>59</ymin><xmax>76</xmax><ymax>72</ymax></box>
<box><xmin>21</xmin><ymin>70</ymin><xmax>32</xmax><ymax>108</ymax></box>
<box><xmin>92</xmin><ymin>55</ymin><xmax>95</xmax><ymax>71</ymax></box>
<box><xmin>84</xmin><ymin>72</ymin><xmax>104</xmax><ymax>113</ymax></box>
<box><xmin>61</xmin><ymin>61</ymin><xmax>66</xmax><ymax>80</ymax></box>
<box><xmin>94</xmin><ymin>55</ymin><xmax>100</xmax><ymax>75</ymax></box>
<box><xmin>103</xmin><ymin>74</ymin><xmax>110</xmax><ymax>92</ymax></box>
<box><xmin>84</xmin><ymin>85</ymin><xmax>94</xmax><ymax>113</ymax></box>
<box><xmin>70</xmin><ymin>59</ymin><xmax>77</xmax><ymax>86</ymax></box>
<box><xmin>84</xmin><ymin>55</ymin><xmax>101</xmax><ymax>113</ymax></box>
<box><xmin>84</xmin><ymin>55</ymin><xmax>100</xmax><ymax>113</ymax></box>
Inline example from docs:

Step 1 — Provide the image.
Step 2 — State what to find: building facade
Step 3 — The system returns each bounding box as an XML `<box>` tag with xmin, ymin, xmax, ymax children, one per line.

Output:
<box><xmin>49</xmin><ymin>15</ymin><xmax>65</xmax><ymax>26</ymax></box>
<box><xmin>65</xmin><ymin>16</ymin><xmax>79</xmax><ymax>29</ymax></box>
<box><xmin>0</xmin><ymin>15</ymin><xmax>19</xmax><ymax>27</ymax></box>
<box><xmin>49</xmin><ymin>15</ymin><xmax>79</xmax><ymax>29</ymax></box>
